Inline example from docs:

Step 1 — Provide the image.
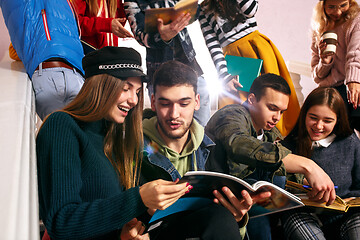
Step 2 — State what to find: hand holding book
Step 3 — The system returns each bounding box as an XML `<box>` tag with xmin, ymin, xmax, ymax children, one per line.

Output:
<box><xmin>286</xmin><ymin>181</ymin><xmax>360</xmax><ymax>213</ymax></box>
<box><xmin>213</xmin><ymin>186</ymin><xmax>271</xmax><ymax>222</ymax></box>
<box><xmin>144</xmin><ymin>0</ymin><xmax>198</xmax><ymax>33</ymax></box>
<box><xmin>157</xmin><ymin>13</ymin><xmax>191</xmax><ymax>42</ymax></box>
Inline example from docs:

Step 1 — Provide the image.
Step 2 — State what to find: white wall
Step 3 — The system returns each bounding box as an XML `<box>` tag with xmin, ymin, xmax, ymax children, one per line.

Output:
<box><xmin>257</xmin><ymin>0</ymin><xmax>317</xmax><ymax>64</ymax></box>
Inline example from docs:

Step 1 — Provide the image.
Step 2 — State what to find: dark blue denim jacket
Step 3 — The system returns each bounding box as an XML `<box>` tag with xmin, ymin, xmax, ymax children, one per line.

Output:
<box><xmin>124</xmin><ymin>0</ymin><xmax>198</xmax><ymax>80</ymax></box>
<box><xmin>141</xmin><ymin>134</ymin><xmax>215</xmax><ymax>182</ymax></box>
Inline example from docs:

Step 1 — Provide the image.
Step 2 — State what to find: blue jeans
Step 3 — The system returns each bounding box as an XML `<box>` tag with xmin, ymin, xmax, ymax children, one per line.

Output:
<box><xmin>32</xmin><ymin>65</ymin><xmax>84</xmax><ymax>119</ymax></box>
<box><xmin>147</xmin><ymin>75</ymin><xmax>211</xmax><ymax>126</ymax></box>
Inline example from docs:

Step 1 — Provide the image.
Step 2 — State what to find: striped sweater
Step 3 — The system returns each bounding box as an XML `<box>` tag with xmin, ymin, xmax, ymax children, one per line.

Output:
<box><xmin>199</xmin><ymin>0</ymin><xmax>258</xmax><ymax>83</ymax></box>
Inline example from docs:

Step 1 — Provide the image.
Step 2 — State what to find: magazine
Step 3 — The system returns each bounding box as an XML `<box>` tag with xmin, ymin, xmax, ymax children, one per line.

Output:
<box><xmin>286</xmin><ymin>180</ymin><xmax>360</xmax><ymax>213</ymax></box>
<box><xmin>178</xmin><ymin>171</ymin><xmax>304</xmax><ymax>218</ymax></box>
<box><xmin>144</xmin><ymin>0</ymin><xmax>198</xmax><ymax>33</ymax></box>
<box><xmin>146</xmin><ymin>171</ymin><xmax>304</xmax><ymax>233</ymax></box>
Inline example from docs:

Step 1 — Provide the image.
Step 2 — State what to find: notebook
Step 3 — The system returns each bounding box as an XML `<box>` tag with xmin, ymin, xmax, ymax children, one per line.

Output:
<box><xmin>225</xmin><ymin>55</ymin><xmax>263</xmax><ymax>92</ymax></box>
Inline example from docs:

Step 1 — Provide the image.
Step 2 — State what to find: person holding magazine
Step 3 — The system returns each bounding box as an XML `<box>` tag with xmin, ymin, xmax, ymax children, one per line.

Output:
<box><xmin>140</xmin><ymin>60</ymin><xmax>271</xmax><ymax>239</ymax></box>
<box><xmin>199</xmin><ymin>0</ymin><xmax>300</xmax><ymax>136</ymax></box>
<box><xmin>124</xmin><ymin>0</ymin><xmax>211</xmax><ymax>127</ymax></box>
<box><xmin>37</xmin><ymin>47</ymin><xmax>193</xmax><ymax>240</ymax></box>
<box><xmin>281</xmin><ymin>87</ymin><xmax>360</xmax><ymax>240</ymax></box>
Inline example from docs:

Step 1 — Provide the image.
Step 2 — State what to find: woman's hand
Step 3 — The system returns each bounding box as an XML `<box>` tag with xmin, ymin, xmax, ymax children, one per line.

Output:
<box><xmin>213</xmin><ymin>187</ymin><xmax>271</xmax><ymax>222</ymax></box>
<box><xmin>120</xmin><ymin>218</ymin><xmax>149</xmax><ymax>240</ymax></box>
<box><xmin>347</xmin><ymin>82</ymin><xmax>360</xmax><ymax>109</ymax></box>
<box><xmin>139</xmin><ymin>179</ymin><xmax>191</xmax><ymax>210</ymax></box>
<box><xmin>111</xmin><ymin>18</ymin><xmax>134</xmax><ymax>38</ymax></box>
<box><xmin>157</xmin><ymin>13</ymin><xmax>191</xmax><ymax>42</ymax></box>
<box><xmin>319</xmin><ymin>40</ymin><xmax>334</xmax><ymax>64</ymax></box>
<box><xmin>224</xmin><ymin>76</ymin><xmax>242</xmax><ymax>94</ymax></box>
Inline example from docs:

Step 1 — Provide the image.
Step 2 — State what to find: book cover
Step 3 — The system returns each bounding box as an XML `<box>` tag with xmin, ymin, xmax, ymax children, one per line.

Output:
<box><xmin>144</xmin><ymin>0</ymin><xmax>198</xmax><ymax>33</ymax></box>
<box><xmin>286</xmin><ymin>180</ymin><xmax>360</xmax><ymax>213</ymax></box>
<box><xmin>225</xmin><ymin>55</ymin><xmax>263</xmax><ymax>92</ymax></box>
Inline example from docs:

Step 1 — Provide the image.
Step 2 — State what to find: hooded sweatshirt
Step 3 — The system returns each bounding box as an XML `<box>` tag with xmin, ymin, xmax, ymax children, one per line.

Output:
<box><xmin>143</xmin><ymin>117</ymin><xmax>204</xmax><ymax>177</ymax></box>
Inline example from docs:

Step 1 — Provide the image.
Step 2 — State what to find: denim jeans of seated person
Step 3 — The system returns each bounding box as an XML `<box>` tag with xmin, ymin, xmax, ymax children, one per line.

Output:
<box><xmin>32</xmin><ymin>66</ymin><xmax>84</xmax><ymax>120</ymax></box>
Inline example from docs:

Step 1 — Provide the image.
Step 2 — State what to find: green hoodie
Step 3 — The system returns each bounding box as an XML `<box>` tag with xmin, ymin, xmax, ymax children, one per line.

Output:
<box><xmin>143</xmin><ymin>117</ymin><xmax>204</xmax><ymax>177</ymax></box>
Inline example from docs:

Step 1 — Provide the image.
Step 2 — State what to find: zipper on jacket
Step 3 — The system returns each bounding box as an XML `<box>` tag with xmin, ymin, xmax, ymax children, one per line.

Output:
<box><xmin>41</xmin><ymin>9</ymin><xmax>51</xmax><ymax>41</ymax></box>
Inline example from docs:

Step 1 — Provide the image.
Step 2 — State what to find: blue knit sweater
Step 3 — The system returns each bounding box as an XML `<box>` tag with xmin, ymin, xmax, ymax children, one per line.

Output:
<box><xmin>36</xmin><ymin>111</ymin><xmax>147</xmax><ymax>240</ymax></box>
<box><xmin>284</xmin><ymin>134</ymin><xmax>360</xmax><ymax>198</ymax></box>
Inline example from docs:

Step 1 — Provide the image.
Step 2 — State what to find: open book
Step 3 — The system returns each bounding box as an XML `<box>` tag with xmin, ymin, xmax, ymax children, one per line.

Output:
<box><xmin>179</xmin><ymin>171</ymin><xmax>304</xmax><ymax>218</ymax></box>
<box><xmin>286</xmin><ymin>181</ymin><xmax>360</xmax><ymax>213</ymax></box>
<box><xmin>225</xmin><ymin>55</ymin><xmax>263</xmax><ymax>92</ymax></box>
<box><xmin>147</xmin><ymin>171</ymin><xmax>303</xmax><ymax>232</ymax></box>
<box><xmin>144</xmin><ymin>0</ymin><xmax>198</xmax><ymax>33</ymax></box>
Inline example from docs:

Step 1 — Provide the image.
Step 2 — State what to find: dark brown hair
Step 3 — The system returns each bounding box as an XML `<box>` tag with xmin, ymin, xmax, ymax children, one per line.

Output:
<box><xmin>249</xmin><ymin>73</ymin><xmax>291</xmax><ymax>101</ymax></box>
<box><xmin>152</xmin><ymin>60</ymin><xmax>198</xmax><ymax>95</ymax></box>
<box><xmin>201</xmin><ymin>0</ymin><xmax>246</xmax><ymax>26</ymax></box>
<box><xmin>286</xmin><ymin>87</ymin><xmax>352</xmax><ymax>158</ymax></box>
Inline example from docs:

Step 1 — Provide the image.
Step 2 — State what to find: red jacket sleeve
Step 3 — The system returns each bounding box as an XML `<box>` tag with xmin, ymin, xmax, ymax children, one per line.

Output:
<box><xmin>73</xmin><ymin>0</ymin><xmax>114</xmax><ymax>37</ymax></box>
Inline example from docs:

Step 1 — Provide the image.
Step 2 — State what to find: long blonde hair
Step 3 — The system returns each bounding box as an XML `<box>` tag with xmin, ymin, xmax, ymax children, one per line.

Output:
<box><xmin>86</xmin><ymin>0</ymin><xmax>118</xmax><ymax>18</ymax></box>
<box><xmin>62</xmin><ymin>74</ymin><xmax>144</xmax><ymax>189</ymax></box>
<box><xmin>311</xmin><ymin>0</ymin><xmax>360</xmax><ymax>40</ymax></box>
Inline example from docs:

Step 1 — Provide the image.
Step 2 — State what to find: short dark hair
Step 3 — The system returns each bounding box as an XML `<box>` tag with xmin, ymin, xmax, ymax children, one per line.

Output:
<box><xmin>249</xmin><ymin>73</ymin><xmax>291</xmax><ymax>100</ymax></box>
<box><xmin>152</xmin><ymin>60</ymin><xmax>198</xmax><ymax>95</ymax></box>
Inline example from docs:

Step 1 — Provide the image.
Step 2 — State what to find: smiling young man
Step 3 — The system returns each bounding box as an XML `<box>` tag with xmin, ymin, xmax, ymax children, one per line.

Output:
<box><xmin>205</xmin><ymin>73</ymin><xmax>336</xmax><ymax>239</ymax></box>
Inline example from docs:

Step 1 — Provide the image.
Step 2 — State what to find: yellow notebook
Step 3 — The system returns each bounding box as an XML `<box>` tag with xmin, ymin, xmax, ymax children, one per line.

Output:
<box><xmin>144</xmin><ymin>0</ymin><xmax>198</xmax><ymax>33</ymax></box>
<box><xmin>286</xmin><ymin>181</ymin><xmax>360</xmax><ymax>213</ymax></box>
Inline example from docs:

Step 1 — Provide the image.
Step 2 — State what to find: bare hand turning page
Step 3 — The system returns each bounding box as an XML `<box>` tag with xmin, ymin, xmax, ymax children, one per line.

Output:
<box><xmin>146</xmin><ymin>171</ymin><xmax>304</xmax><ymax>233</ymax></box>
<box><xmin>286</xmin><ymin>180</ymin><xmax>360</xmax><ymax>213</ymax></box>
<box><xmin>179</xmin><ymin>171</ymin><xmax>304</xmax><ymax>218</ymax></box>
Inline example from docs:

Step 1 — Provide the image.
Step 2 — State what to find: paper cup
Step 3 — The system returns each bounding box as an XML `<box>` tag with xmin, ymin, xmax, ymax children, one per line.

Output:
<box><xmin>321</xmin><ymin>31</ymin><xmax>338</xmax><ymax>54</ymax></box>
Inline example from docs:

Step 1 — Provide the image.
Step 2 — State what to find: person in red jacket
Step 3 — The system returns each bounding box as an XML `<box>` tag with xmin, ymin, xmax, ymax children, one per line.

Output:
<box><xmin>73</xmin><ymin>0</ymin><xmax>133</xmax><ymax>51</ymax></box>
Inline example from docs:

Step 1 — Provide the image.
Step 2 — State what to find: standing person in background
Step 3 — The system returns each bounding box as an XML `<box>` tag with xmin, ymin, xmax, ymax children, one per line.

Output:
<box><xmin>281</xmin><ymin>87</ymin><xmax>360</xmax><ymax>240</ymax></box>
<box><xmin>37</xmin><ymin>47</ymin><xmax>192</xmax><ymax>240</ymax></box>
<box><xmin>73</xmin><ymin>0</ymin><xmax>134</xmax><ymax>52</ymax></box>
<box><xmin>0</xmin><ymin>0</ymin><xmax>85</xmax><ymax>120</ymax></box>
<box><xmin>311</xmin><ymin>0</ymin><xmax>360</xmax><ymax>133</ymax></box>
<box><xmin>199</xmin><ymin>0</ymin><xmax>300</xmax><ymax>136</ymax></box>
<box><xmin>123</xmin><ymin>0</ymin><xmax>211</xmax><ymax>126</ymax></box>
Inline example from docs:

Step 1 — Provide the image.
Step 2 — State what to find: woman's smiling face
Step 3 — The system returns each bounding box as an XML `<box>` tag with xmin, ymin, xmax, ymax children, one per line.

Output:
<box><xmin>105</xmin><ymin>77</ymin><xmax>142</xmax><ymax>124</ymax></box>
<box><xmin>305</xmin><ymin>104</ymin><xmax>337</xmax><ymax>141</ymax></box>
<box><xmin>324</xmin><ymin>0</ymin><xmax>350</xmax><ymax>22</ymax></box>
